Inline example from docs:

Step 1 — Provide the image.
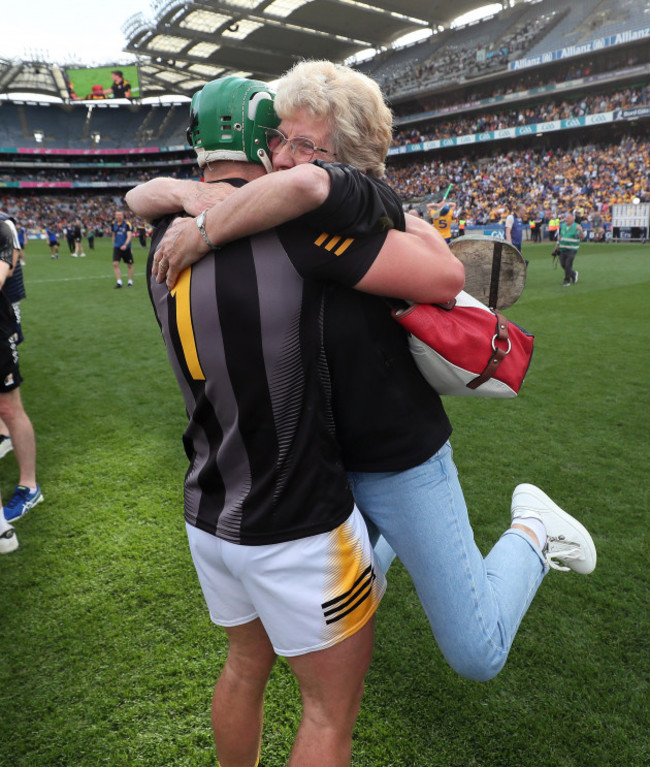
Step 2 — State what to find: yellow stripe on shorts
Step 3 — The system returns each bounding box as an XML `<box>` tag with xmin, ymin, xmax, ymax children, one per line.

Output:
<box><xmin>321</xmin><ymin>517</ymin><xmax>381</xmax><ymax>641</ymax></box>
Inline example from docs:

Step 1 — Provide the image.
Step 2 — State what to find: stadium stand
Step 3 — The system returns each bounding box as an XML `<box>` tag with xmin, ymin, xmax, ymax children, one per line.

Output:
<box><xmin>0</xmin><ymin>0</ymin><xmax>648</xmax><ymax>242</ymax></box>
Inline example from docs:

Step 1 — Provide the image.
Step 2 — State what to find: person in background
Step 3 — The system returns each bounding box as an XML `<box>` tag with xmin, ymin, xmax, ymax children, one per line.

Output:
<box><xmin>72</xmin><ymin>220</ymin><xmax>86</xmax><ymax>258</ymax></box>
<box><xmin>46</xmin><ymin>222</ymin><xmax>59</xmax><ymax>258</ymax></box>
<box><xmin>16</xmin><ymin>221</ymin><xmax>26</xmax><ymax>265</ymax></box>
<box><xmin>554</xmin><ymin>211</ymin><xmax>585</xmax><ymax>286</ymax></box>
<box><xmin>86</xmin><ymin>224</ymin><xmax>95</xmax><ymax>251</ymax></box>
<box><xmin>532</xmin><ymin>209</ymin><xmax>544</xmax><ymax>242</ymax></box>
<box><xmin>429</xmin><ymin>199</ymin><xmax>456</xmax><ymax>243</ymax></box>
<box><xmin>104</xmin><ymin>70</ymin><xmax>132</xmax><ymax>100</ymax></box>
<box><xmin>111</xmin><ymin>210</ymin><xmax>134</xmax><ymax>288</ymax></box>
<box><xmin>64</xmin><ymin>223</ymin><xmax>75</xmax><ymax>255</ymax></box>
<box><xmin>86</xmin><ymin>84</ymin><xmax>107</xmax><ymax>101</ymax></box>
<box><xmin>137</xmin><ymin>222</ymin><xmax>147</xmax><ymax>248</ymax></box>
<box><xmin>0</xmin><ymin>217</ymin><xmax>43</xmax><ymax>524</ymax></box>
<box><xmin>505</xmin><ymin>202</ymin><xmax>528</xmax><ymax>266</ymax></box>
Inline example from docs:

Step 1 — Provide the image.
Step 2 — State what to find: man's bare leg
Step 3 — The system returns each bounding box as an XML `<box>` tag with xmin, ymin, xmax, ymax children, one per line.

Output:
<box><xmin>0</xmin><ymin>388</ymin><xmax>36</xmax><ymax>487</ymax></box>
<box><xmin>286</xmin><ymin>617</ymin><xmax>375</xmax><ymax>767</ymax></box>
<box><xmin>214</xmin><ymin>619</ymin><xmax>276</xmax><ymax>767</ymax></box>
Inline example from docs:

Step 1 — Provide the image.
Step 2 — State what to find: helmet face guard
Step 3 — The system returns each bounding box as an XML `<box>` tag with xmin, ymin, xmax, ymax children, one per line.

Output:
<box><xmin>186</xmin><ymin>76</ymin><xmax>279</xmax><ymax>172</ymax></box>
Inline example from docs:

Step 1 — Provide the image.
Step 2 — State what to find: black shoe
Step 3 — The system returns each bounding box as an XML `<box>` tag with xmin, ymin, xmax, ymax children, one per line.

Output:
<box><xmin>114</xmin><ymin>283</ymin><xmax>123</xmax><ymax>289</ymax></box>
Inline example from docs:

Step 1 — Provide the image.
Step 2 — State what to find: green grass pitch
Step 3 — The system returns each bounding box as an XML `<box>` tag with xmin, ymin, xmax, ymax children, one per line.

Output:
<box><xmin>1</xmin><ymin>236</ymin><xmax>648</xmax><ymax>766</ymax></box>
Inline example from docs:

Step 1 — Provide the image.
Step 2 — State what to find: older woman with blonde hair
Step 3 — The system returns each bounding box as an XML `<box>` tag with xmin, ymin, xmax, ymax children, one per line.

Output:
<box><xmin>273</xmin><ymin>59</ymin><xmax>393</xmax><ymax>178</ymax></box>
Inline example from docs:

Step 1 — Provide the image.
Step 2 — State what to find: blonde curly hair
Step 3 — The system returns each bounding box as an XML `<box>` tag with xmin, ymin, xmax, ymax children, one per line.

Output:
<box><xmin>273</xmin><ymin>60</ymin><xmax>393</xmax><ymax>178</ymax></box>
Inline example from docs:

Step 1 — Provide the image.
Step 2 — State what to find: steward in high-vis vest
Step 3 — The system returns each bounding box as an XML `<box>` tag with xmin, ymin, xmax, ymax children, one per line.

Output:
<box><xmin>553</xmin><ymin>211</ymin><xmax>584</xmax><ymax>286</ymax></box>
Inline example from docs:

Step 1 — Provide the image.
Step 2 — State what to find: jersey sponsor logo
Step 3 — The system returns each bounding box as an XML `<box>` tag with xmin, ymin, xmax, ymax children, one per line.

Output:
<box><xmin>321</xmin><ymin>563</ymin><xmax>378</xmax><ymax>625</ymax></box>
<box><xmin>314</xmin><ymin>232</ymin><xmax>355</xmax><ymax>256</ymax></box>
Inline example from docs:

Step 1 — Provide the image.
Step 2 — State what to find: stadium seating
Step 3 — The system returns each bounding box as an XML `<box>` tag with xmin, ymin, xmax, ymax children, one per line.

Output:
<box><xmin>0</xmin><ymin>0</ymin><xmax>647</xmax><ymax>238</ymax></box>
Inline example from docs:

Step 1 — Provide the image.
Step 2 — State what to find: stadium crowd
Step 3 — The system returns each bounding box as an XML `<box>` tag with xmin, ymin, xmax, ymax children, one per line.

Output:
<box><xmin>1</xmin><ymin>136</ymin><xmax>647</xmax><ymax>238</ymax></box>
<box><xmin>392</xmin><ymin>84</ymin><xmax>649</xmax><ymax>145</ymax></box>
<box><xmin>377</xmin><ymin>10</ymin><xmax>560</xmax><ymax>97</ymax></box>
<box><xmin>388</xmin><ymin>48</ymin><xmax>646</xmax><ymax>118</ymax></box>
<box><xmin>0</xmin><ymin>193</ymin><xmax>148</xmax><ymax>241</ymax></box>
<box><xmin>0</xmin><ymin>165</ymin><xmax>195</xmax><ymax>186</ymax></box>
<box><xmin>385</xmin><ymin>135</ymin><xmax>649</xmax><ymax>226</ymax></box>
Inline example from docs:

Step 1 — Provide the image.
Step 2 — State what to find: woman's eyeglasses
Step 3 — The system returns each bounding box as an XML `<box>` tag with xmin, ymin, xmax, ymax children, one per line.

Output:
<box><xmin>264</xmin><ymin>128</ymin><xmax>336</xmax><ymax>161</ymax></box>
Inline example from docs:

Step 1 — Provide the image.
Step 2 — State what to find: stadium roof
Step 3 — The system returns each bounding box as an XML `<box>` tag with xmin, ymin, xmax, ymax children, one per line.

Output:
<box><xmin>124</xmin><ymin>0</ymin><xmax>487</xmax><ymax>96</ymax></box>
<box><xmin>0</xmin><ymin>1</ymin><xmax>495</xmax><ymax>101</ymax></box>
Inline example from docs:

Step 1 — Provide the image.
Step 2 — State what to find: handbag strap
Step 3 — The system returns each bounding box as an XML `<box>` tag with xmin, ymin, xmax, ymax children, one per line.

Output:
<box><xmin>488</xmin><ymin>241</ymin><xmax>503</xmax><ymax>309</ymax></box>
<box><xmin>466</xmin><ymin>311</ymin><xmax>511</xmax><ymax>390</ymax></box>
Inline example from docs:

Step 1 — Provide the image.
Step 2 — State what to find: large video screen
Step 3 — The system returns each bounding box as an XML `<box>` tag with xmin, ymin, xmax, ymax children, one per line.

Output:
<box><xmin>65</xmin><ymin>65</ymin><xmax>141</xmax><ymax>101</ymax></box>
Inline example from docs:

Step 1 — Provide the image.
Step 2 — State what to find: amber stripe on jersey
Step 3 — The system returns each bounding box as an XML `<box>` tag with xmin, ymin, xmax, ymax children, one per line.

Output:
<box><xmin>170</xmin><ymin>268</ymin><xmax>205</xmax><ymax>381</ymax></box>
<box><xmin>314</xmin><ymin>232</ymin><xmax>355</xmax><ymax>256</ymax></box>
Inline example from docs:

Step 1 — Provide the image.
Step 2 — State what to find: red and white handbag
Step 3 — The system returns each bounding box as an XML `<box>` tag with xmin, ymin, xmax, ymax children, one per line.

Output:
<box><xmin>392</xmin><ymin>290</ymin><xmax>534</xmax><ymax>398</ymax></box>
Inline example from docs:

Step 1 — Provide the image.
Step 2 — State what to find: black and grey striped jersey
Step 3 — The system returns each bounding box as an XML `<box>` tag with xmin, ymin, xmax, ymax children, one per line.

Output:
<box><xmin>148</xmin><ymin>191</ymin><xmax>388</xmax><ymax>546</ymax></box>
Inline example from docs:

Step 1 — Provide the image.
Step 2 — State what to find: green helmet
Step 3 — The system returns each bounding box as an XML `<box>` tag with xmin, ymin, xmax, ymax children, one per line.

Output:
<box><xmin>186</xmin><ymin>76</ymin><xmax>279</xmax><ymax>172</ymax></box>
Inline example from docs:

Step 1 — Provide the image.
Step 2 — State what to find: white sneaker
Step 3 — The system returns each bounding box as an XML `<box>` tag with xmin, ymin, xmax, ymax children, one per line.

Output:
<box><xmin>0</xmin><ymin>520</ymin><xmax>19</xmax><ymax>554</ymax></box>
<box><xmin>511</xmin><ymin>484</ymin><xmax>596</xmax><ymax>574</ymax></box>
<box><xmin>0</xmin><ymin>434</ymin><xmax>12</xmax><ymax>459</ymax></box>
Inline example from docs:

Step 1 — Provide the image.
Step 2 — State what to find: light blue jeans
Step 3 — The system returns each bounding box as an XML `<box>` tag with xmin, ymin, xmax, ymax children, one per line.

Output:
<box><xmin>348</xmin><ymin>441</ymin><xmax>548</xmax><ymax>681</ymax></box>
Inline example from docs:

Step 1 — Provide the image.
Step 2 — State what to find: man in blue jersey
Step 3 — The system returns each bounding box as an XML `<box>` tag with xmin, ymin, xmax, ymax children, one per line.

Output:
<box><xmin>505</xmin><ymin>203</ymin><xmax>526</xmax><ymax>253</ymax></box>
<box><xmin>505</xmin><ymin>202</ymin><xmax>529</xmax><ymax>266</ymax></box>
<box><xmin>111</xmin><ymin>210</ymin><xmax>134</xmax><ymax>288</ymax></box>
<box><xmin>17</xmin><ymin>222</ymin><xmax>26</xmax><ymax>265</ymax></box>
<box><xmin>46</xmin><ymin>223</ymin><xmax>59</xmax><ymax>258</ymax></box>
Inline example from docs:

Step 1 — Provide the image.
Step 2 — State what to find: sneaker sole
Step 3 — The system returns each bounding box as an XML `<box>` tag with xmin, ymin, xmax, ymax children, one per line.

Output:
<box><xmin>0</xmin><ymin>444</ymin><xmax>13</xmax><ymax>459</ymax></box>
<box><xmin>0</xmin><ymin>529</ymin><xmax>19</xmax><ymax>554</ymax></box>
<box><xmin>512</xmin><ymin>483</ymin><xmax>596</xmax><ymax>574</ymax></box>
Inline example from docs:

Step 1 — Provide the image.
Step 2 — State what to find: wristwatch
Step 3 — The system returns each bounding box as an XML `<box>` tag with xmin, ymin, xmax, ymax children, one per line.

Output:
<box><xmin>196</xmin><ymin>209</ymin><xmax>219</xmax><ymax>250</ymax></box>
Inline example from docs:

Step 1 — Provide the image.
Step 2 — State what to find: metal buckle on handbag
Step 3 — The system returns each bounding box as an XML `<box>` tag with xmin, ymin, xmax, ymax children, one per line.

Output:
<box><xmin>467</xmin><ymin>312</ymin><xmax>510</xmax><ymax>390</ymax></box>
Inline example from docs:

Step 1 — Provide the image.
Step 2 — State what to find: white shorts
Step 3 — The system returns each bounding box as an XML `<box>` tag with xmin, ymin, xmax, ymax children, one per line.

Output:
<box><xmin>186</xmin><ymin>508</ymin><xmax>386</xmax><ymax>657</ymax></box>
